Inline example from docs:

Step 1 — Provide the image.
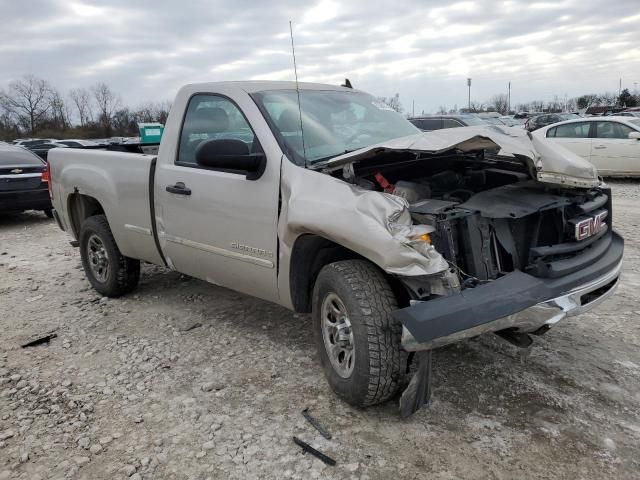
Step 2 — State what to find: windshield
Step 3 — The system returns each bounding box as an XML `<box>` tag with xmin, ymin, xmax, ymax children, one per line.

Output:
<box><xmin>459</xmin><ymin>116</ymin><xmax>487</xmax><ymax>126</ymax></box>
<box><xmin>253</xmin><ymin>89</ymin><xmax>419</xmax><ymax>164</ymax></box>
<box><xmin>560</xmin><ymin>113</ymin><xmax>580</xmax><ymax>121</ymax></box>
<box><xmin>480</xmin><ymin>117</ymin><xmax>504</xmax><ymax>126</ymax></box>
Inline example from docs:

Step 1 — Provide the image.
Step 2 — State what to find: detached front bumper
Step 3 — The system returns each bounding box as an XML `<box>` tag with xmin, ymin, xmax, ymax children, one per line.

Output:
<box><xmin>396</xmin><ymin>231</ymin><xmax>624</xmax><ymax>351</ymax></box>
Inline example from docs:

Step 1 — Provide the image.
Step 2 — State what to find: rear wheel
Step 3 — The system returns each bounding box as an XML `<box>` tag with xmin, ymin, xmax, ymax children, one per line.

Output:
<box><xmin>312</xmin><ymin>260</ymin><xmax>407</xmax><ymax>407</ymax></box>
<box><xmin>79</xmin><ymin>215</ymin><xmax>140</xmax><ymax>297</ymax></box>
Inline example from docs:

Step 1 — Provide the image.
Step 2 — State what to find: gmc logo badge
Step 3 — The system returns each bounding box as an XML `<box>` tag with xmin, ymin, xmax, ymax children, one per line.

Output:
<box><xmin>574</xmin><ymin>211</ymin><xmax>607</xmax><ymax>241</ymax></box>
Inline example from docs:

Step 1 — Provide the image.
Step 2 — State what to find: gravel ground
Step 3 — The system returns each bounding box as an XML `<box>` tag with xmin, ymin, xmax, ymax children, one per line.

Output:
<box><xmin>1</xmin><ymin>180</ymin><xmax>640</xmax><ymax>480</ymax></box>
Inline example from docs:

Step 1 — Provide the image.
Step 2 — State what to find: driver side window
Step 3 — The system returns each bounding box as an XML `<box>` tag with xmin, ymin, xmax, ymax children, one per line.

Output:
<box><xmin>177</xmin><ymin>94</ymin><xmax>255</xmax><ymax>167</ymax></box>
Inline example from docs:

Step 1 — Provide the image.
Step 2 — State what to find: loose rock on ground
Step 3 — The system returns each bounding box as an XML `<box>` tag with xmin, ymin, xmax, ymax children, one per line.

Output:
<box><xmin>1</xmin><ymin>180</ymin><xmax>639</xmax><ymax>479</ymax></box>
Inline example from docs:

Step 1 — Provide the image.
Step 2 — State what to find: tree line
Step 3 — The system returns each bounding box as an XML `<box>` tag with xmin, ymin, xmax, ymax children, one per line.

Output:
<box><xmin>3</xmin><ymin>74</ymin><xmax>638</xmax><ymax>140</ymax></box>
<box><xmin>435</xmin><ymin>89</ymin><xmax>639</xmax><ymax>116</ymax></box>
<box><xmin>0</xmin><ymin>74</ymin><xmax>171</xmax><ymax>141</ymax></box>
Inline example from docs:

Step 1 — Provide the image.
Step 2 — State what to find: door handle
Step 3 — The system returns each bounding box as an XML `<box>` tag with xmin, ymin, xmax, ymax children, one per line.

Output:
<box><xmin>166</xmin><ymin>182</ymin><xmax>191</xmax><ymax>195</ymax></box>
<box><xmin>593</xmin><ymin>145</ymin><xmax>606</xmax><ymax>149</ymax></box>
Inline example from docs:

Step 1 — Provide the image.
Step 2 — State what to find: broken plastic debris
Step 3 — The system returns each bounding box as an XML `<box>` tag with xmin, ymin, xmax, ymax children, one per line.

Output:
<box><xmin>292</xmin><ymin>436</ymin><xmax>336</xmax><ymax>466</ymax></box>
<box><xmin>21</xmin><ymin>331</ymin><xmax>57</xmax><ymax>348</ymax></box>
<box><xmin>301</xmin><ymin>408</ymin><xmax>332</xmax><ymax>440</ymax></box>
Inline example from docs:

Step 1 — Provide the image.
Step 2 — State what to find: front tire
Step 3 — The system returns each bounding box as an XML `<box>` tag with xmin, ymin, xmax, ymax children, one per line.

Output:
<box><xmin>312</xmin><ymin>260</ymin><xmax>407</xmax><ymax>407</ymax></box>
<box><xmin>79</xmin><ymin>215</ymin><xmax>140</xmax><ymax>297</ymax></box>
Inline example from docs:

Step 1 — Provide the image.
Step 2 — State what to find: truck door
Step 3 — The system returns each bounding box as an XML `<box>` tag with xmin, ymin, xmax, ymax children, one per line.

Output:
<box><xmin>154</xmin><ymin>93</ymin><xmax>281</xmax><ymax>303</ymax></box>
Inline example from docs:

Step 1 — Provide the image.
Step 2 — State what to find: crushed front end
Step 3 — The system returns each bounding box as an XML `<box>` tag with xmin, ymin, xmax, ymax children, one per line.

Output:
<box><xmin>322</xmin><ymin>130</ymin><xmax>623</xmax><ymax>416</ymax></box>
<box><xmin>396</xmin><ymin>180</ymin><xmax>623</xmax><ymax>351</ymax></box>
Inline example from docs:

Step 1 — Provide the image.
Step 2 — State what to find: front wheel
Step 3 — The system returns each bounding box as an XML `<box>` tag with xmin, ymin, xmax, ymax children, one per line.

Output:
<box><xmin>79</xmin><ymin>215</ymin><xmax>140</xmax><ymax>297</ymax></box>
<box><xmin>312</xmin><ymin>260</ymin><xmax>407</xmax><ymax>407</ymax></box>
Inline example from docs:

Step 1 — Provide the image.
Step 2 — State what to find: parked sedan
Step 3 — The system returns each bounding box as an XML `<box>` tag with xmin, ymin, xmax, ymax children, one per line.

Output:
<box><xmin>54</xmin><ymin>139</ymin><xmax>101</xmax><ymax>148</ymax></box>
<box><xmin>532</xmin><ymin>116</ymin><xmax>640</xmax><ymax>176</ymax></box>
<box><xmin>13</xmin><ymin>138</ymin><xmax>57</xmax><ymax>148</ymax></box>
<box><xmin>409</xmin><ymin>115</ymin><xmax>488</xmax><ymax>131</ymax></box>
<box><xmin>525</xmin><ymin>113</ymin><xmax>579</xmax><ymax>131</ymax></box>
<box><xmin>28</xmin><ymin>142</ymin><xmax>67</xmax><ymax>161</ymax></box>
<box><xmin>499</xmin><ymin>116</ymin><xmax>525</xmax><ymax>127</ymax></box>
<box><xmin>0</xmin><ymin>144</ymin><xmax>52</xmax><ymax>216</ymax></box>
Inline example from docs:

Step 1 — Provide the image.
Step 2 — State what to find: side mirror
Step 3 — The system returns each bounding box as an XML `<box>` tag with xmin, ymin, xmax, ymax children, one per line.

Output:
<box><xmin>195</xmin><ymin>139</ymin><xmax>266</xmax><ymax>180</ymax></box>
<box><xmin>628</xmin><ymin>131</ymin><xmax>640</xmax><ymax>140</ymax></box>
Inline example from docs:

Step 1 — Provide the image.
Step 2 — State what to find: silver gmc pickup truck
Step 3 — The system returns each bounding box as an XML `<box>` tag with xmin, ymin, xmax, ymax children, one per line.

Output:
<box><xmin>48</xmin><ymin>81</ymin><xmax>623</xmax><ymax>416</ymax></box>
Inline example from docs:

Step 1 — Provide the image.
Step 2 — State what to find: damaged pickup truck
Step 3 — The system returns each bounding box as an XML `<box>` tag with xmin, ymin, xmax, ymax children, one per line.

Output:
<box><xmin>48</xmin><ymin>81</ymin><xmax>623</xmax><ymax>416</ymax></box>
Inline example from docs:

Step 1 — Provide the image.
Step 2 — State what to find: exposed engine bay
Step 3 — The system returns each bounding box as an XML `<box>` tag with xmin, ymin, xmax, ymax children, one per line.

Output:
<box><xmin>336</xmin><ymin>151</ymin><xmax>611</xmax><ymax>299</ymax></box>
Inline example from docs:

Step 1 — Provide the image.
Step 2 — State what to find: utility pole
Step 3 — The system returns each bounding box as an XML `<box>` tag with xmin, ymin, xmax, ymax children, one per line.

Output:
<box><xmin>412</xmin><ymin>99</ymin><xmax>415</xmax><ymax>117</ymax></box>
<box><xmin>508</xmin><ymin>81</ymin><xmax>511</xmax><ymax>114</ymax></box>
<box><xmin>467</xmin><ymin>78</ymin><xmax>472</xmax><ymax>111</ymax></box>
<box><xmin>619</xmin><ymin>77</ymin><xmax>622</xmax><ymax>103</ymax></box>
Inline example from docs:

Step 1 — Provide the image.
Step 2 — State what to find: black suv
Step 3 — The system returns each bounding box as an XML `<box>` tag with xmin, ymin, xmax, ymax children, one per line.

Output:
<box><xmin>409</xmin><ymin>115</ymin><xmax>488</xmax><ymax>131</ymax></box>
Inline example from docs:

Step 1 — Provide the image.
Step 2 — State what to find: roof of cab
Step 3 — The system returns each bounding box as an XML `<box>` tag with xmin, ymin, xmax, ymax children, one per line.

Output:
<box><xmin>180</xmin><ymin>80</ymin><xmax>355</xmax><ymax>94</ymax></box>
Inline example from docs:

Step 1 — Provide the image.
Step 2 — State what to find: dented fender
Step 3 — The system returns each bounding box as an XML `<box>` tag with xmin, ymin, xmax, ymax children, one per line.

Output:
<box><xmin>277</xmin><ymin>159</ymin><xmax>449</xmax><ymax>307</ymax></box>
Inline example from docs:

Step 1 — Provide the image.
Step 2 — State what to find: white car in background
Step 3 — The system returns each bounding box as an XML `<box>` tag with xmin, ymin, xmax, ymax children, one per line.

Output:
<box><xmin>53</xmin><ymin>139</ymin><xmax>101</xmax><ymax>148</ymax></box>
<box><xmin>533</xmin><ymin>116</ymin><xmax>640</xmax><ymax>177</ymax></box>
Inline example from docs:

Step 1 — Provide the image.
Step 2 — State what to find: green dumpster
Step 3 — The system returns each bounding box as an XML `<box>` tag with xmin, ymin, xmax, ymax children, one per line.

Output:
<box><xmin>138</xmin><ymin>123</ymin><xmax>164</xmax><ymax>144</ymax></box>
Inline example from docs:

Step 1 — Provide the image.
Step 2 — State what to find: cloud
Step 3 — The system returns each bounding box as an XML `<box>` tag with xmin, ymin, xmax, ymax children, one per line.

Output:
<box><xmin>0</xmin><ymin>0</ymin><xmax>638</xmax><ymax>113</ymax></box>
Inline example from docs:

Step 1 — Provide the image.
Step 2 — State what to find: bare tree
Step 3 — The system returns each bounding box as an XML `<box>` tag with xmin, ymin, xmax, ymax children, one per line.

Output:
<box><xmin>0</xmin><ymin>74</ymin><xmax>52</xmax><ymax>134</ymax></box>
<box><xmin>529</xmin><ymin>100</ymin><xmax>545</xmax><ymax>112</ymax></box>
<box><xmin>69</xmin><ymin>88</ymin><xmax>93</xmax><ymax>127</ymax></box>
<box><xmin>49</xmin><ymin>89</ymin><xmax>70</xmax><ymax>129</ymax></box>
<box><xmin>92</xmin><ymin>82</ymin><xmax>121</xmax><ymax>136</ymax></box>
<box><xmin>599</xmin><ymin>92</ymin><xmax>617</xmax><ymax>106</ymax></box>
<box><xmin>377</xmin><ymin>93</ymin><xmax>403</xmax><ymax>113</ymax></box>
<box><xmin>575</xmin><ymin>94</ymin><xmax>599</xmax><ymax>110</ymax></box>
<box><xmin>133</xmin><ymin>102</ymin><xmax>155</xmax><ymax>124</ymax></box>
<box><xmin>437</xmin><ymin>105</ymin><xmax>448</xmax><ymax>114</ymax></box>
<box><xmin>488</xmin><ymin>94</ymin><xmax>509</xmax><ymax>115</ymax></box>
<box><xmin>565</xmin><ymin>97</ymin><xmax>578</xmax><ymax>112</ymax></box>
<box><xmin>468</xmin><ymin>101</ymin><xmax>483</xmax><ymax>113</ymax></box>
<box><xmin>153</xmin><ymin>101</ymin><xmax>172</xmax><ymax>124</ymax></box>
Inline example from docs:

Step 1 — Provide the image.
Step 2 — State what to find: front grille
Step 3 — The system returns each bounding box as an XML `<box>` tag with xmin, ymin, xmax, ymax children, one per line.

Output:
<box><xmin>419</xmin><ymin>185</ymin><xmax>613</xmax><ymax>283</ymax></box>
<box><xmin>523</xmin><ymin>188</ymin><xmax>612</xmax><ymax>278</ymax></box>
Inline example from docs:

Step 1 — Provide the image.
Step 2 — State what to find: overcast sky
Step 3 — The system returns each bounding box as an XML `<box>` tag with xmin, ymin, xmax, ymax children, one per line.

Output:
<box><xmin>1</xmin><ymin>0</ymin><xmax>639</xmax><ymax>114</ymax></box>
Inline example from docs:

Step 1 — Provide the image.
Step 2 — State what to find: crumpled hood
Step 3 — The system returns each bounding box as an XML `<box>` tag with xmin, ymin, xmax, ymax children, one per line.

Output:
<box><xmin>326</xmin><ymin>126</ymin><xmax>599</xmax><ymax>188</ymax></box>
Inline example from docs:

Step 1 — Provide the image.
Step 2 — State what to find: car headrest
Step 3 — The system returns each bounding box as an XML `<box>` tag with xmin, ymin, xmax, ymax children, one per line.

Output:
<box><xmin>187</xmin><ymin>107</ymin><xmax>229</xmax><ymax>135</ymax></box>
<box><xmin>277</xmin><ymin>108</ymin><xmax>302</xmax><ymax>133</ymax></box>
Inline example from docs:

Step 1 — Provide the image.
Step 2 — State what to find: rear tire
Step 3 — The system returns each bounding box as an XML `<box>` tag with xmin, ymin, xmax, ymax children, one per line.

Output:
<box><xmin>312</xmin><ymin>260</ymin><xmax>407</xmax><ymax>407</ymax></box>
<box><xmin>43</xmin><ymin>209</ymin><xmax>53</xmax><ymax>218</ymax></box>
<box><xmin>79</xmin><ymin>215</ymin><xmax>140</xmax><ymax>297</ymax></box>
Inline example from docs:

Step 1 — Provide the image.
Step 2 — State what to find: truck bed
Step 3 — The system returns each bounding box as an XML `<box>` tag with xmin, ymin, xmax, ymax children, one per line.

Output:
<box><xmin>48</xmin><ymin>148</ymin><xmax>163</xmax><ymax>265</ymax></box>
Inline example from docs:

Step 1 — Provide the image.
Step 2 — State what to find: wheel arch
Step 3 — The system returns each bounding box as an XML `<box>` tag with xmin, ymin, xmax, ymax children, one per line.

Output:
<box><xmin>67</xmin><ymin>193</ymin><xmax>105</xmax><ymax>239</ymax></box>
<box><xmin>289</xmin><ymin>233</ymin><xmax>410</xmax><ymax>313</ymax></box>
